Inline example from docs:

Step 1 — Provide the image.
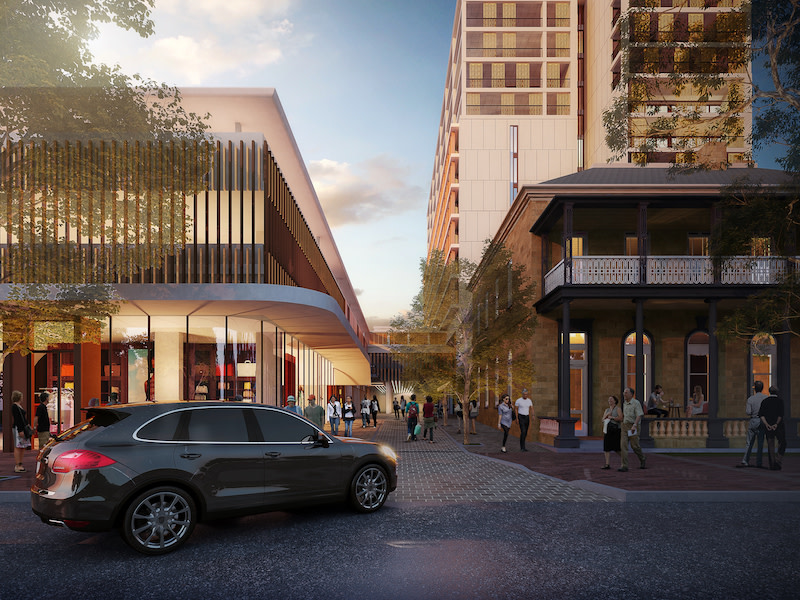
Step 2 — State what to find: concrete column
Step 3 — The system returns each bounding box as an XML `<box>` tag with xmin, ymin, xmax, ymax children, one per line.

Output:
<box><xmin>154</xmin><ymin>330</ymin><xmax>184</xmax><ymax>402</ymax></box>
<box><xmin>555</xmin><ymin>299</ymin><xmax>578</xmax><ymax>447</ymax></box>
<box><xmin>706</xmin><ymin>299</ymin><xmax>728</xmax><ymax>448</ymax></box>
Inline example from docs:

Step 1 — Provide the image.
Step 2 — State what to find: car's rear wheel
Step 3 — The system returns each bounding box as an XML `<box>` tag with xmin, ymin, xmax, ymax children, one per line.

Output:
<box><xmin>350</xmin><ymin>464</ymin><xmax>388</xmax><ymax>513</ymax></box>
<box><xmin>121</xmin><ymin>486</ymin><xmax>196</xmax><ymax>555</ymax></box>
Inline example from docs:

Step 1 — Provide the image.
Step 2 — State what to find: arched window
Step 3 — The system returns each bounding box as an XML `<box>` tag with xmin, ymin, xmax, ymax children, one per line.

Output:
<box><xmin>623</xmin><ymin>332</ymin><xmax>652</xmax><ymax>398</ymax></box>
<box><xmin>686</xmin><ymin>330</ymin><xmax>709</xmax><ymax>404</ymax></box>
<box><xmin>750</xmin><ymin>333</ymin><xmax>777</xmax><ymax>391</ymax></box>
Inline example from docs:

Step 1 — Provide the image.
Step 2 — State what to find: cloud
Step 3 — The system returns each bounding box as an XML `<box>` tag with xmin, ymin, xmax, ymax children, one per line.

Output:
<box><xmin>90</xmin><ymin>2</ymin><xmax>305</xmax><ymax>85</ymax></box>
<box><xmin>308</xmin><ymin>155</ymin><xmax>426</xmax><ymax>228</ymax></box>
<box><xmin>353</xmin><ymin>288</ymin><xmax>364</xmax><ymax>296</ymax></box>
<box><xmin>157</xmin><ymin>0</ymin><xmax>297</xmax><ymax>31</ymax></box>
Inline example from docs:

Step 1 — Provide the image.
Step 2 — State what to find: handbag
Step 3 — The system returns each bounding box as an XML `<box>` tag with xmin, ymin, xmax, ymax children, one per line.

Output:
<box><xmin>24</xmin><ymin>424</ymin><xmax>34</xmax><ymax>439</ymax></box>
<box><xmin>511</xmin><ymin>409</ymin><xmax>517</xmax><ymax>421</ymax></box>
<box><xmin>607</xmin><ymin>420</ymin><xmax>620</xmax><ymax>432</ymax></box>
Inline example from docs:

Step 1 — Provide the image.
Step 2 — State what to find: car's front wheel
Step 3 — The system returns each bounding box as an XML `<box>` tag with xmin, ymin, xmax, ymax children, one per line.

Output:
<box><xmin>349</xmin><ymin>464</ymin><xmax>389</xmax><ymax>513</ymax></box>
<box><xmin>121</xmin><ymin>486</ymin><xmax>197</xmax><ymax>555</ymax></box>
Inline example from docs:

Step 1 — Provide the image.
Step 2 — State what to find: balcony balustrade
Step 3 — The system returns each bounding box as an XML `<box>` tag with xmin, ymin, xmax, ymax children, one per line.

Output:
<box><xmin>544</xmin><ymin>255</ymin><xmax>796</xmax><ymax>295</ymax></box>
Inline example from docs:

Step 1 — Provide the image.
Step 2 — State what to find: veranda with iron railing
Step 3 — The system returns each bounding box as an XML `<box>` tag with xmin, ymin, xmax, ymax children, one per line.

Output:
<box><xmin>544</xmin><ymin>255</ymin><xmax>798</xmax><ymax>295</ymax></box>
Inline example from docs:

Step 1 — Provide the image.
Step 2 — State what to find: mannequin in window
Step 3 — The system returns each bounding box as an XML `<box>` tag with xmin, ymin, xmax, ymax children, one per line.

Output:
<box><xmin>194</xmin><ymin>372</ymin><xmax>209</xmax><ymax>401</ymax></box>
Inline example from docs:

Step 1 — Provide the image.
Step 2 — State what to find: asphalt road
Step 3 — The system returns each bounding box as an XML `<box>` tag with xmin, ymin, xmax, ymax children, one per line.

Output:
<box><xmin>1</xmin><ymin>499</ymin><xmax>798</xmax><ymax>600</ymax></box>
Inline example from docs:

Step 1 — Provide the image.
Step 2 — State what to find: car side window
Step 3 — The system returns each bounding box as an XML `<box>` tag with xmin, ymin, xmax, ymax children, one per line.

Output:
<box><xmin>138</xmin><ymin>411</ymin><xmax>183</xmax><ymax>441</ymax></box>
<box><xmin>253</xmin><ymin>408</ymin><xmax>317</xmax><ymax>443</ymax></box>
<box><xmin>183</xmin><ymin>408</ymin><xmax>249</xmax><ymax>443</ymax></box>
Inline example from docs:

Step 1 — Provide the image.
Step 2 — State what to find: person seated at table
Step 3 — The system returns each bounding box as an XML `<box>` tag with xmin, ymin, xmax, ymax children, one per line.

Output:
<box><xmin>685</xmin><ymin>385</ymin><xmax>706</xmax><ymax>417</ymax></box>
<box><xmin>647</xmin><ymin>384</ymin><xmax>669</xmax><ymax>418</ymax></box>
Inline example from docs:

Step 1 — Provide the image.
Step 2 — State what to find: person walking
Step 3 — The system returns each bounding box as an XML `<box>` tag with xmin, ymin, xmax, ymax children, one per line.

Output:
<box><xmin>34</xmin><ymin>391</ymin><xmax>51</xmax><ymax>451</ymax></box>
<box><xmin>371</xmin><ymin>395</ymin><xmax>380</xmax><ymax>427</ymax></box>
<box><xmin>514</xmin><ymin>388</ymin><xmax>534</xmax><ymax>452</ymax></box>
<box><xmin>327</xmin><ymin>395</ymin><xmax>341</xmax><ymax>436</ymax></box>
<box><xmin>601</xmin><ymin>395</ymin><xmax>622</xmax><ymax>469</ymax></box>
<box><xmin>360</xmin><ymin>396</ymin><xmax>371</xmax><ymax>428</ymax></box>
<box><xmin>285</xmin><ymin>395</ymin><xmax>303</xmax><ymax>416</ymax></box>
<box><xmin>400</xmin><ymin>395</ymin><xmax>406</xmax><ymax>418</ymax></box>
<box><xmin>342</xmin><ymin>396</ymin><xmax>357</xmax><ymax>437</ymax></box>
<box><xmin>619</xmin><ymin>387</ymin><xmax>646</xmax><ymax>471</ymax></box>
<box><xmin>737</xmin><ymin>380</ymin><xmax>767</xmax><ymax>468</ymax></box>
<box><xmin>422</xmin><ymin>395</ymin><xmax>436</xmax><ymax>443</ymax></box>
<box><xmin>11</xmin><ymin>390</ymin><xmax>31</xmax><ymax>473</ymax></box>
<box><xmin>393</xmin><ymin>397</ymin><xmax>400</xmax><ymax>419</ymax></box>
<box><xmin>454</xmin><ymin>399</ymin><xmax>464</xmax><ymax>433</ymax></box>
<box><xmin>304</xmin><ymin>394</ymin><xmax>325</xmax><ymax>430</ymax></box>
<box><xmin>760</xmin><ymin>386</ymin><xmax>786</xmax><ymax>471</ymax></box>
<box><xmin>496</xmin><ymin>393</ymin><xmax>513</xmax><ymax>453</ymax></box>
<box><xmin>468</xmin><ymin>399</ymin><xmax>479</xmax><ymax>434</ymax></box>
<box><xmin>406</xmin><ymin>394</ymin><xmax>420</xmax><ymax>441</ymax></box>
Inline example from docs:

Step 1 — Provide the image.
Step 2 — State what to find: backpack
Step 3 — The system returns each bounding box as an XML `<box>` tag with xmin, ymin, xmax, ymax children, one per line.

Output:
<box><xmin>407</xmin><ymin>403</ymin><xmax>418</xmax><ymax>418</ymax></box>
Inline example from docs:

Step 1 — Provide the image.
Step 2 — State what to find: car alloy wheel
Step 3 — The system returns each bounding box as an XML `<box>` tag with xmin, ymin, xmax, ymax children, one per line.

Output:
<box><xmin>350</xmin><ymin>464</ymin><xmax>388</xmax><ymax>513</ymax></box>
<box><xmin>122</xmin><ymin>486</ymin><xmax>196</xmax><ymax>555</ymax></box>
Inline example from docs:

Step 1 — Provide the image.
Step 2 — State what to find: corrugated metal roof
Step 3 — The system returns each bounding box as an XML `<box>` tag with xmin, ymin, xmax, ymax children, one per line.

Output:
<box><xmin>540</xmin><ymin>166</ymin><xmax>794</xmax><ymax>187</ymax></box>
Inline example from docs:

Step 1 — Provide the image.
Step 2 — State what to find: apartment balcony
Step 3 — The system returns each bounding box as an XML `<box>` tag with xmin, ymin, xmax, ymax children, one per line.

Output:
<box><xmin>543</xmin><ymin>255</ymin><xmax>796</xmax><ymax>296</ymax></box>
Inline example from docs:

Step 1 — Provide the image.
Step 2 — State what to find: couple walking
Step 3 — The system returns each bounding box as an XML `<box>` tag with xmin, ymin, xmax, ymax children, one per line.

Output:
<box><xmin>496</xmin><ymin>388</ymin><xmax>534</xmax><ymax>453</ymax></box>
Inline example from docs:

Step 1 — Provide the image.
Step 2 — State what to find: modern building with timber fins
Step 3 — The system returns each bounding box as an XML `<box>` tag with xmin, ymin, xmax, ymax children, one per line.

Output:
<box><xmin>1</xmin><ymin>88</ymin><xmax>371</xmax><ymax>446</ymax></box>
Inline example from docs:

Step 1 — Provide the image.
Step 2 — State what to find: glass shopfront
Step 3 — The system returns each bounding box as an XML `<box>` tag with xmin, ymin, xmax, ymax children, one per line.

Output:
<box><xmin>95</xmin><ymin>315</ymin><xmax>333</xmax><ymax>408</ymax></box>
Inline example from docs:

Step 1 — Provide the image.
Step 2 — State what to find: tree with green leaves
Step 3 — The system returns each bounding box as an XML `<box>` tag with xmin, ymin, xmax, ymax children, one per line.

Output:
<box><xmin>711</xmin><ymin>0</ymin><xmax>800</xmax><ymax>339</ymax></box>
<box><xmin>603</xmin><ymin>1</ymin><xmax>800</xmax><ymax>340</ymax></box>
<box><xmin>0</xmin><ymin>0</ymin><xmax>211</xmax><ymax>358</ymax></box>
<box><xmin>603</xmin><ymin>0</ymin><xmax>752</xmax><ymax>167</ymax></box>
<box><xmin>391</xmin><ymin>244</ymin><xmax>537</xmax><ymax>444</ymax></box>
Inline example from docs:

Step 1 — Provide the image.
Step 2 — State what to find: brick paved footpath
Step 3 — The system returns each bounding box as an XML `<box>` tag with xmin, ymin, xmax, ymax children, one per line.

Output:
<box><xmin>346</xmin><ymin>416</ymin><xmax>612</xmax><ymax>503</ymax></box>
<box><xmin>344</xmin><ymin>413</ymin><xmax>800</xmax><ymax>503</ymax></box>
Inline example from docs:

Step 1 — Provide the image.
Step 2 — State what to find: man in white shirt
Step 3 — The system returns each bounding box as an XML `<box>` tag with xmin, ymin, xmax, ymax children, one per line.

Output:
<box><xmin>619</xmin><ymin>387</ymin><xmax>646</xmax><ymax>471</ymax></box>
<box><xmin>737</xmin><ymin>380</ymin><xmax>767</xmax><ymax>468</ymax></box>
<box><xmin>514</xmin><ymin>388</ymin><xmax>534</xmax><ymax>452</ymax></box>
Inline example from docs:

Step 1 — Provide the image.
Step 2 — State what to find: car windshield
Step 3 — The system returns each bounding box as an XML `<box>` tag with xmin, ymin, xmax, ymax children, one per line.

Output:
<box><xmin>53</xmin><ymin>408</ymin><xmax>130</xmax><ymax>442</ymax></box>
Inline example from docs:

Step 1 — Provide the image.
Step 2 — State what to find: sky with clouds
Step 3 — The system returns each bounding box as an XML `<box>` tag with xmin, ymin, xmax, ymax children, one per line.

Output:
<box><xmin>90</xmin><ymin>0</ymin><xmax>456</xmax><ymax>329</ymax></box>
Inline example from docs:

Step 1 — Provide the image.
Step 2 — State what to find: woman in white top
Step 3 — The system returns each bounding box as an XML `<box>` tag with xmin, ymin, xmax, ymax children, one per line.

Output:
<box><xmin>327</xmin><ymin>396</ymin><xmax>341</xmax><ymax>436</ymax></box>
<box><xmin>601</xmin><ymin>395</ymin><xmax>622</xmax><ymax>469</ymax></box>
<box><xmin>685</xmin><ymin>385</ymin><xmax>705</xmax><ymax>417</ymax></box>
<box><xmin>496</xmin><ymin>394</ymin><xmax>513</xmax><ymax>453</ymax></box>
<box><xmin>360</xmin><ymin>396</ymin><xmax>371</xmax><ymax>428</ymax></box>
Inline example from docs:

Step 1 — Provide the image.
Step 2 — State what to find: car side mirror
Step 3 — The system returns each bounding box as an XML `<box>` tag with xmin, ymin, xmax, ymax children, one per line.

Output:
<box><xmin>311</xmin><ymin>432</ymin><xmax>329</xmax><ymax>448</ymax></box>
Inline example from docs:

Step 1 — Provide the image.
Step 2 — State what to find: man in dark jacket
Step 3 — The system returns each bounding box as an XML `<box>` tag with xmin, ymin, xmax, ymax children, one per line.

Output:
<box><xmin>759</xmin><ymin>386</ymin><xmax>786</xmax><ymax>470</ymax></box>
<box><xmin>34</xmin><ymin>391</ymin><xmax>52</xmax><ymax>450</ymax></box>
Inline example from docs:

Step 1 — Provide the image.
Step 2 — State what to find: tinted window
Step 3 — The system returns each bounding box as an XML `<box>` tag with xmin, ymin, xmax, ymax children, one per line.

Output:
<box><xmin>54</xmin><ymin>409</ymin><xmax>130</xmax><ymax>442</ymax></box>
<box><xmin>138</xmin><ymin>411</ymin><xmax>182</xmax><ymax>441</ymax></box>
<box><xmin>253</xmin><ymin>409</ymin><xmax>316</xmax><ymax>442</ymax></box>
<box><xmin>183</xmin><ymin>408</ymin><xmax>249</xmax><ymax>443</ymax></box>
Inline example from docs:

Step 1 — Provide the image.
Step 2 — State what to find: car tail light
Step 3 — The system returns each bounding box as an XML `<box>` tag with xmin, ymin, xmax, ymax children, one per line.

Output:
<box><xmin>52</xmin><ymin>450</ymin><xmax>116</xmax><ymax>473</ymax></box>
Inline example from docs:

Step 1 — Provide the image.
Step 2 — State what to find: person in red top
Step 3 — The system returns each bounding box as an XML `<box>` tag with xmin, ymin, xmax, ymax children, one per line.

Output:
<box><xmin>422</xmin><ymin>395</ymin><xmax>436</xmax><ymax>443</ymax></box>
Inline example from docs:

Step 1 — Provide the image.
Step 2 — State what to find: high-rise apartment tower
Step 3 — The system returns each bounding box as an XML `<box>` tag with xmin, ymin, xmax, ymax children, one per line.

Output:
<box><xmin>428</xmin><ymin>0</ymin><xmax>751</xmax><ymax>264</ymax></box>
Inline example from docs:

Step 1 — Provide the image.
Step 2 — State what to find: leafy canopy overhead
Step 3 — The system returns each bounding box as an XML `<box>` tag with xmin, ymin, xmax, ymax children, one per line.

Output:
<box><xmin>0</xmin><ymin>0</ymin><xmax>211</xmax><ymax>358</ymax></box>
<box><xmin>0</xmin><ymin>0</ymin><xmax>209</xmax><ymax>144</ymax></box>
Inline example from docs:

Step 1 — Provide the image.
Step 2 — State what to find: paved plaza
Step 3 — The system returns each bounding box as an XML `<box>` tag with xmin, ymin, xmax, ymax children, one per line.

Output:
<box><xmin>371</xmin><ymin>416</ymin><xmax>611</xmax><ymax>503</ymax></box>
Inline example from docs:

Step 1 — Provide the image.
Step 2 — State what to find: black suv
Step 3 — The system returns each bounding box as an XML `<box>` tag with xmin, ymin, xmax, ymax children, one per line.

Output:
<box><xmin>31</xmin><ymin>402</ymin><xmax>397</xmax><ymax>554</ymax></box>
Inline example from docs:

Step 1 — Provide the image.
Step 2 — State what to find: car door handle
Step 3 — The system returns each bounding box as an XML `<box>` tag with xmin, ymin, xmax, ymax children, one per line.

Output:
<box><xmin>180</xmin><ymin>453</ymin><xmax>202</xmax><ymax>459</ymax></box>
<box><xmin>265</xmin><ymin>452</ymin><xmax>281</xmax><ymax>458</ymax></box>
